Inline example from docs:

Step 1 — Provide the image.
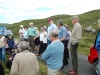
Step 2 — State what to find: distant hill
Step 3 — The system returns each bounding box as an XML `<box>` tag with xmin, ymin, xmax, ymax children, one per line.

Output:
<box><xmin>0</xmin><ymin>23</ymin><xmax>10</xmax><ymax>26</ymax></box>
<box><xmin>7</xmin><ymin>9</ymin><xmax>100</xmax><ymax>55</ymax></box>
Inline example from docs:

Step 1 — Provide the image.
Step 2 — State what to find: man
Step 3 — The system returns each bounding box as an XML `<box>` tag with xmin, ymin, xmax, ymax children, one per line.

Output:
<box><xmin>47</xmin><ymin>18</ymin><xmax>57</xmax><ymax>45</ymax></box>
<box><xmin>18</xmin><ymin>25</ymin><xmax>25</xmax><ymax>41</ymax></box>
<box><xmin>10</xmin><ymin>41</ymin><xmax>39</xmax><ymax>75</ymax></box>
<box><xmin>42</xmin><ymin>31</ymin><xmax>64</xmax><ymax>75</ymax></box>
<box><xmin>27</xmin><ymin>22</ymin><xmax>37</xmax><ymax>52</ymax></box>
<box><xmin>69</xmin><ymin>15</ymin><xmax>82</xmax><ymax>75</ymax></box>
<box><xmin>0</xmin><ymin>32</ymin><xmax>6</xmax><ymax>62</ymax></box>
<box><xmin>94</xmin><ymin>19</ymin><xmax>100</xmax><ymax>75</ymax></box>
<box><xmin>57</xmin><ymin>19</ymin><xmax>69</xmax><ymax>68</ymax></box>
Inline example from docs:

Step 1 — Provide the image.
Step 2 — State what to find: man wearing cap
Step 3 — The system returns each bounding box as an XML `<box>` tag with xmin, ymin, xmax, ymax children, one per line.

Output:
<box><xmin>57</xmin><ymin>19</ymin><xmax>69</xmax><ymax>68</ymax></box>
<box><xmin>69</xmin><ymin>15</ymin><xmax>82</xmax><ymax>75</ymax></box>
<box><xmin>47</xmin><ymin>18</ymin><xmax>57</xmax><ymax>45</ymax></box>
<box><xmin>0</xmin><ymin>32</ymin><xmax>6</xmax><ymax>62</ymax></box>
<box><xmin>27</xmin><ymin>22</ymin><xmax>37</xmax><ymax>52</ymax></box>
<box><xmin>18</xmin><ymin>25</ymin><xmax>25</xmax><ymax>41</ymax></box>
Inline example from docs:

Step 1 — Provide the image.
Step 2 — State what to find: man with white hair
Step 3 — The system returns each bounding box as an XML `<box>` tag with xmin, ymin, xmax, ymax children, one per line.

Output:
<box><xmin>10</xmin><ymin>41</ymin><xmax>39</xmax><ymax>75</ymax></box>
<box><xmin>18</xmin><ymin>25</ymin><xmax>25</xmax><ymax>41</ymax></box>
<box><xmin>27</xmin><ymin>22</ymin><xmax>37</xmax><ymax>52</ymax></box>
<box><xmin>42</xmin><ymin>31</ymin><xmax>64</xmax><ymax>75</ymax></box>
<box><xmin>69</xmin><ymin>15</ymin><xmax>82</xmax><ymax>75</ymax></box>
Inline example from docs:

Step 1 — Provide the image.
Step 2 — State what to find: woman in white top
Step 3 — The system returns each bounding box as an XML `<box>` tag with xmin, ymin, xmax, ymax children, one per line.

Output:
<box><xmin>36</xmin><ymin>27</ymin><xmax>47</xmax><ymax>56</ymax></box>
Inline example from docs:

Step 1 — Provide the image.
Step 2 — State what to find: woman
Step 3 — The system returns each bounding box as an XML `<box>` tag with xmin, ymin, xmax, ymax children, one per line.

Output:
<box><xmin>23</xmin><ymin>26</ymin><xmax>28</xmax><ymax>41</ymax></box>
<box><xmin>36</xmin><ymin>27</ymin><xmax>47</xmax><ymax>56</ymax></box>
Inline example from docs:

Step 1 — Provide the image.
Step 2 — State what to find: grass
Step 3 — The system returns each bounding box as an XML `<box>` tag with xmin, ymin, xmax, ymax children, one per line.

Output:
<box><xmin>2</xmin><ymin>55</ymin><xmax>66</xmax><ymax>75</ymax></box>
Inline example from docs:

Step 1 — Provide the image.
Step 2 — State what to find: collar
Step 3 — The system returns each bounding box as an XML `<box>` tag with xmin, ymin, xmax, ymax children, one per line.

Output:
<box><xmin>52</xmin><ymin>39</ymin><xmax>59</xmax><ymax>43</ymax></box>
<box><xmin>21</xmin><ymin>50</ymin><xmax>29</xmax><ymax>53</ymax></box>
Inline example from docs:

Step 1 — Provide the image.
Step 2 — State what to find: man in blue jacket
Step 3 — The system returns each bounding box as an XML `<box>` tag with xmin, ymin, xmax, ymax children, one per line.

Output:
<box><xmin>42</xmin><ymin>31</ymin><xmax>64</xmax><ymax>75</ymax></box>
<box><xmin>95</xmin><ymin>19</ymin><xmax>100</xmax><ymax>75</ymax></box>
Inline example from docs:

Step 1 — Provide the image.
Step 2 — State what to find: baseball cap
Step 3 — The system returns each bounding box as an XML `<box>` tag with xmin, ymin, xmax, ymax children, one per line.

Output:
<box><xmin>47</xmin><ymin>18</ymin><xmax>52</xmax><ymax>22</ymax></box>
<box><xmin>70</xmin><ymin>15</ymin><xmax>79</xmax><ymax>20</ymax></box>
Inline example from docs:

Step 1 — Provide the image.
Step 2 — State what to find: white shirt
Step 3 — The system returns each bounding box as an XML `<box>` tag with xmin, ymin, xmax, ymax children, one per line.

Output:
<box><xmin>40</xmin><ymin>32</ymin><xmax>43</xmax><ymax>41</ymax></box>
<box><xmin>43</xmin><ymin>31</ymin><xmax>47</xmax><ymax>43</ymax></box>
<box><xmin>19</xmin><ymin>28</ymin><xmax>25</xmax><ymax>35</ymax></box>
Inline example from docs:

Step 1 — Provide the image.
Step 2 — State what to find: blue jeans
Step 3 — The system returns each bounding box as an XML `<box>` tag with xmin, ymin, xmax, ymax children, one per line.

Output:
<box><xmin>98</xmin><ymin>50</ymin><xmax>100</xmax><ymax>75</ymax></box>
<box><xmin>47</xmin><ymin>39</ymin><xmax>51</xmax><ymax>45</ymax></box>
<box><xmin>0</xmin><ymin>46</ymin><xmax>6</xmax><ymax>62</ymax></box>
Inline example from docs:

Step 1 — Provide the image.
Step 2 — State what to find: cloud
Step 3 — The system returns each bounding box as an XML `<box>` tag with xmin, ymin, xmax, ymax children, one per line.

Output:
<box><xmin>0</xmin><ymin>0</ymin><xmax>100</xmax><ymax>23</ymax></box>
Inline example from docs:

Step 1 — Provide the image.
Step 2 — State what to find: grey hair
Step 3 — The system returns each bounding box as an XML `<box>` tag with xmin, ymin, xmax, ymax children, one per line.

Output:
<box><xmin>49</xmin><ymin>30</ymin><xmax>58</xmax><ymax>38</ymax></box>
<box><xmin>57</xmin><ymin>19</ymin><xmax>64</xmax><ymax>26</ymax></box>
<box><xmin>19</xmin><ymin>41</ymin><xmax>29</xmax><ymax>52</ymax></box>
<box><xmin>97</xmin><ymin>19</ymin><xmax>100</xmax><ymax>23</ymax></box>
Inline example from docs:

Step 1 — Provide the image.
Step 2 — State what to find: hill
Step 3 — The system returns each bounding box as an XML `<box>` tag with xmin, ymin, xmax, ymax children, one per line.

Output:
<box><xmin>0</xmin><ymin>23</ymin><xmax>10</xmax><ymax>26</ymax></box>
<box><xmin>7</xmin><ymin>9</ymin><xmax>100</xmax><ymax>55</ymax></box>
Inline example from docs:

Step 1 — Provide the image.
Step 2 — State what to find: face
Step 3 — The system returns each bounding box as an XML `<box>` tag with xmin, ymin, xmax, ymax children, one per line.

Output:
<box><xmin>49</xmin><ymin>35</ymin><xmax>53</xmax><ymax>42</ymax></box>
<box><xmin>25</xmin><ymin>28</ymin><xmax>28</xmax><ymax>30</ymax></box>
<box><xmin>98</xmin><ymin>22</ymin><xmax>100</xmax><ymax>28</ymax></box>
<box><xmin>57</xmin><ymin>22</ymin><xmax>60</xmax><ymax>27</ymax></box>
<box><xmin>29</xmin><ymin>24</ymin><xmax>33</xmax><ymax>27</ymax></box>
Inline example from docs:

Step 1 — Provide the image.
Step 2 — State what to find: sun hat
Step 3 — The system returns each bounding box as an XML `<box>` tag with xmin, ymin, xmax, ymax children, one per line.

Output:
<box><xmin>20</xmin><ymin>25</ymin><xmax>24</xmax><ymax>27</ymax></box>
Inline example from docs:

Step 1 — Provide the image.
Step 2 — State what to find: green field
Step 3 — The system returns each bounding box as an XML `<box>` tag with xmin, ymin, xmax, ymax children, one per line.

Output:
<box><xmin>1</xmin><ymin>9</ymin><xmax>100</xmax><ymax>75</ymax></box>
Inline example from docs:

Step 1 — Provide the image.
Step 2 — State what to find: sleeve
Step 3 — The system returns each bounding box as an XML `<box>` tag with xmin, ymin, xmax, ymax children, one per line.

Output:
<box><xmin>96</xmin><ymin>36</ymin><xmax>100</xmax><ymax>50</ymax></box>
<box><xmin>76</xmin><ymin>26</ymin><xmax>82</xmax><ymax>40</ymax></box>
<box><xmin>10</xmin><ymin>55</ymin><xmax>18</xmax><ymax>75</ymax></box>
<box><xmin>52</xmin><ymin>24</ymin><xmax>57</xmax><ymax>30</ymax></box>
<box><xmin>19</xmin><ymin>29</ymin><xmax>21</xmax><ymax>32</ymax></box>
<box><xmin>34</xmin><ymin>28</ymin><xmax>37</xmax><ymax>36</ymax></box>
<box><xmin>42</xmin><ymin>45</ymin><xmax>52</xmax><ymax>60</ymax></box>
<box><xmin>34</xmin><ymin>55</ymin><xmax>39</xmax><ymax>75</ymax></box>
<box><xmin>62</xmin><ymin>29</ymin><xmax>67</xmax><ymax>39</ymax></box>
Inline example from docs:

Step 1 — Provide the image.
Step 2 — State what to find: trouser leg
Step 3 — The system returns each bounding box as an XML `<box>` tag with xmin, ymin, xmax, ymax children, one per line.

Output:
<box><xmin>70</xmin><ymin>43</ymin><xmax>79</xmax><ymax>71</ymax></box>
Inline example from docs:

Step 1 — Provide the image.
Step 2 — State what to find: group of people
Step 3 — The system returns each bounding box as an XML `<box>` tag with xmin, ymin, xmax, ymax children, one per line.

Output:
<box><xmin>0</xmin><ymin>15</ymin><xmax>83</xmax><ymax>75</ymax></box>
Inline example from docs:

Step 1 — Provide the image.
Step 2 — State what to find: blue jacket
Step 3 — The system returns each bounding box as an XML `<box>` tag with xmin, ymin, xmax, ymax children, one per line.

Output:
<box><xmin>42</xmin><ymin>40</ymin><xmax>64</xmax><ymax>70</ymax></box>
<box><xmin>95</xmin><ymin>31</ymin><xmax>100</xmax><ymax>50</ymax></box>
<box><xmin>7</xmin><ymin>39</ymin><xmax>14</xmax><ymax>48</ymax></box>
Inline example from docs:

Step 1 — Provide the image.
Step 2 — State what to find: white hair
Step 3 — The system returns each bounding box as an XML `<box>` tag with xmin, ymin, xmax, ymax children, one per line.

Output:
<box><xmin>29</xmin><ymin>22</ymin><xmax>33</xmax><ymax>25</ymax></box>
<box><xmin>19</xmin><ymin>41</ymin><xmax>29</xmax><ymax>52</ymax></box>
<box><xmin>97</xmin><ymin>19</ymin><xmax>100</xmax><ymax>23</ymax></box>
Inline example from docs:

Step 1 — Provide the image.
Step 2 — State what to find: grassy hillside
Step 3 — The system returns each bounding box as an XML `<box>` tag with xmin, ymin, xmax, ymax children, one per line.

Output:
<box><xmin>7</xmin><ymin>9</ymin><xmax>100</xmax><ymax>55</ymax></box>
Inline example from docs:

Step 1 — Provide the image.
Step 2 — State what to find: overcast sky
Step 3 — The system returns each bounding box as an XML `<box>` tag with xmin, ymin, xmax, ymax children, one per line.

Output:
<box><xmin>0</xmin><ymin>0</ymin><xmax>100</xmax><ymax>24</ymax></box>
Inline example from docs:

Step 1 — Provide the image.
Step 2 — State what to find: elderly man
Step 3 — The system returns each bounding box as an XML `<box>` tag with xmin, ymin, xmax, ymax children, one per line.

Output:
<box><xmin>27</xmin><ymin>22</ymin><xmax>37</xmax><ymax>52</ymax></box>
<box><xmin>47</xmin><ymin>18</ymin><xmax>57</xmax><ymax>45</ymax></box>
<box><xmin>10</xmin><ymin>41</ymin><xmax>39</xmax><ymax>75</ymax></box>
<box><xmin>18</xmin><ymin>25</ymin><xmax>25</xmax><ymax>41</ymax></box>
<box><xmin>42</xmin><ymin>31</ymin><xmax>64</xmax><ymax>75</ymax></box>
<box><xmin>94</xmin><ymin>19</ymin><xmax>100</xmax><ymax>75</ymax></box>
<box><xmin>57</xmin><ymin>19</ymin><xmax>69</xmax><ymax>68</ymax></box>
<box><xmin>0</xmin><ymin>32</ymin><xmax>6</xmax><ymax>62</ymax></box>
<box><xmin>69</xmin><ymin>16</ymin><xmax>82</xmax><ymax>75</ymax></box>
